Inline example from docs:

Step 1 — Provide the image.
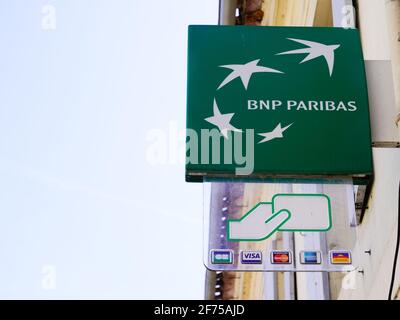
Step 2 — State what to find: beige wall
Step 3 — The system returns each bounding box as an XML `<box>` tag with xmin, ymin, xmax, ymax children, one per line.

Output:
<box><xmin>357</xmin><ymin>0</ymin><xmax>400</xmax><ymax>134</ymax></box>
<box><xmin>338</xmin><ymin>149</ymin><xmax>400</xmax><ymax>299</ymax></box>
<box><xmin>337</xmin><ymin>0</ymin><xmax>400</xmax><ymax>299</ymax></box>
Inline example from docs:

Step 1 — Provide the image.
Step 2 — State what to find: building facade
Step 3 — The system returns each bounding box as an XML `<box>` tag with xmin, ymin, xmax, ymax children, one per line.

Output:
<box><xmin>205</xmin><ymin>0</ymin><xmax>400</xmax><ymax>300</ymax></box>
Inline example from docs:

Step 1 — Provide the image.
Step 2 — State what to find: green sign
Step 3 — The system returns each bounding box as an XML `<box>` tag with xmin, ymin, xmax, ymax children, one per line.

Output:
<box><xmin>186</xmin><ymin>26</ymin><xmax>373</xmax><ymax>182</ymax></box>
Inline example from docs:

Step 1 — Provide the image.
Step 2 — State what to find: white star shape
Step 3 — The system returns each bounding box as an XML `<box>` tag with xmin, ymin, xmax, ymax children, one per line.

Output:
<box><xmin>277</xmin><ymin>38</ymin><xmax>340</xmax><ymax>77</ymax></box>
<box><xmin>217</xmin><ymin>59</ymin><xmax>283</xmax><ymax>90</ymax></box>
<box><xmin>205</xmin><ymin>99</ymin><xmax>242</xmax><ymax>139</ymax></box>
<box><xmin>258</xmin><ymin>123</ymin><xmax>293</xmax><ymax>144</ymax></box>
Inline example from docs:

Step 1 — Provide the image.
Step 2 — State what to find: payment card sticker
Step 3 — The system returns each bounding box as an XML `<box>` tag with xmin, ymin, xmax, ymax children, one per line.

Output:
<box><xmin>211</xmin><ymin>250</ymin><xmax>234</xmax><ymax>264</ymax></box>
<box><xmin>330</xmin><ymin>251</ymin><xmax>352</xmax><ymax>265</ymax></box>
<box><xmin>300</xmin><ymin>251</ymin><xmax>322</xmax><ymax>265</ymax></box>
<box><xmin>271</xmin><ymin>251</ymin><xmax>292</xmax><ymax>264</ymax></box>
<box><xmin>241</xmin><ymin>251</ymin><xmax>263</xmax><ymax>264</ymax></box>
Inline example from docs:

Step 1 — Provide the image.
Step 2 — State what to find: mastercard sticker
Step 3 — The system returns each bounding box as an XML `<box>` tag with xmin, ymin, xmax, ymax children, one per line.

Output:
<box><xmin>271</xmin><ymin>251</ymin><xmax>292</xmax><ymax>264</ymax></box>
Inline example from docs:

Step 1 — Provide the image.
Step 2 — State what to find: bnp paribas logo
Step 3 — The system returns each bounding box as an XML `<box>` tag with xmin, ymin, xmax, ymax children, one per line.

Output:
<box><xmin>186</xmin><ymin>27</ymin><xmax>371</xmax><ymax>179</ymax></box>
<box><xmin>205</xmin><ymin>38</ymin><xmax>343</xmax><ymax>145</ymax></box>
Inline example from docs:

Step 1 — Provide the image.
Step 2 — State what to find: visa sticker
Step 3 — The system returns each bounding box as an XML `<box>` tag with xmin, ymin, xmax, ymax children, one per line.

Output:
<box><xmin>241</xmin><ymin>251</ymin><xmax>262</xmax><ymax>264</ymax></box>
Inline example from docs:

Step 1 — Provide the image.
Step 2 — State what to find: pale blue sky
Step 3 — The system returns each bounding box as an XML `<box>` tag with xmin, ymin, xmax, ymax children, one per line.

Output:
<box><xmin>0</xmin><ymin>0</ymin><xmax>218</xmax><ymax>299</ymax></box>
